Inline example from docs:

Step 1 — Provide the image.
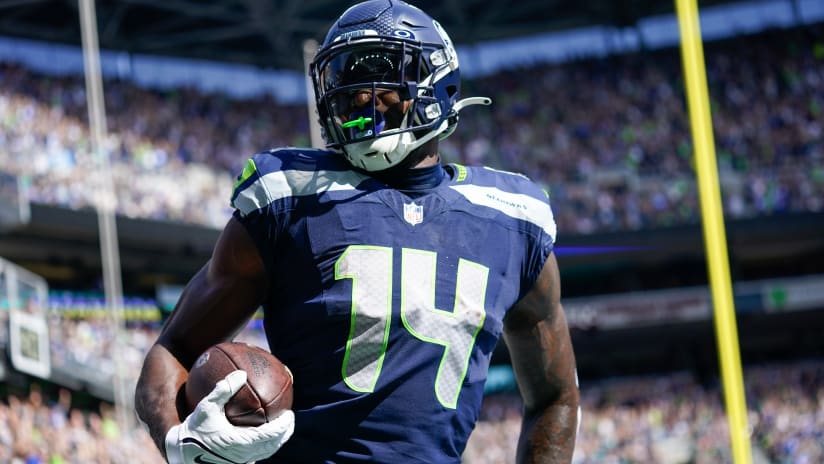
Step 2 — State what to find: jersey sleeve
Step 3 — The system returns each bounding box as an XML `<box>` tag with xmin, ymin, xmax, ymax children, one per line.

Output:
<box><xmin>521</xmin><ymin>185</ymin><xmax>557</xmax><ymax>294</ymax></box>
<box><xmin>450</xmin><ymin>165</ymin><xmax>558</xmax><ymax>301</ymax></box>
<box><xmin>229</xmin><ymin>153</ymin><xmax>288</xmax><ymax>279</ymax></box>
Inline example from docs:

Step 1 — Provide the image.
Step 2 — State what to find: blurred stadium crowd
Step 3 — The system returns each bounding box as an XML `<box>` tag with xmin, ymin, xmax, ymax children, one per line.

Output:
<box><xmin>2</xmin><ymin>310</ymin><xmax>822</xmax><ymax>463</ymax></box>
<box><xmin>467</xmin><ymin>359</ymin><xmax>824</xmax><ymax>464</ymax></box>
<box><xmin>1</xmin><ymin>15</ymin><xmax>823</xmax><ymax>464</ymax></box>
<box><xmin>0</xmin><ymin>385</ymin><xmax>162</xmax><ymax>463</ymax></box>
<box><xmin>1</xmin><ymin>26</ymin><xmax>822</xmax><ymax>233</ymax></box>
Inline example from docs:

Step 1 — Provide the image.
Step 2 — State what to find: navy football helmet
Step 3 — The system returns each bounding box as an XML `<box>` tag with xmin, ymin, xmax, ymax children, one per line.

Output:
<box><xmin>310</xmin><ymin>0</ymin><xmax>490</xmax><ymax>171</ymax></box>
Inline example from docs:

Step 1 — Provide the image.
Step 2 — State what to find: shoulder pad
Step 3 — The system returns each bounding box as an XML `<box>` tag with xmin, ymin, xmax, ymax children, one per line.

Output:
<box><xmin>230</xmin><ymin>149</ymin><xmax>369</xmax><ymax>216</ymax></box>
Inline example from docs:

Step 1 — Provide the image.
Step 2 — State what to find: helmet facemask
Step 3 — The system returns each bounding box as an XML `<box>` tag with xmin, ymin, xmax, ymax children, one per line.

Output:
<box><xmin>312</xmin><ymin>37</ymin><xmax>454</xmax><ymax>171</ymax></box>
<box><xmin>311</xmin><ymin>0</ymin><xmax>491</xmax><ymax>171</ymax></box>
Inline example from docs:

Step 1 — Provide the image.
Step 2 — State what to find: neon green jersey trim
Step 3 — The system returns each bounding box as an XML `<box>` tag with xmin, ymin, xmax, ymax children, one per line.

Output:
<box><xmin>233</xmin><ymin>158</ymin><xmax>258</xmax><ymax>195</ymax></box>
<box><xmin>453</xmin><ymin>164</ymin><xmax>467</xmax><ymax>182</ymax></box>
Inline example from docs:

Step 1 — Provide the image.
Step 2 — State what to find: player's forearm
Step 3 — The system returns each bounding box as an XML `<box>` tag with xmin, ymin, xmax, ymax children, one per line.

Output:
<box><xmin>516</xmin><ymin>392</ymin><xmax>579</xmax><ymax>464</ymax></box>
<box><xmin>505</xmin><ymin>307</ymin><xmax>580</xmax><ymax>463</ymax></box>
<box><xmin>135</xmin><ymin>343</ymin><xmax>189</xmax><ymax>458</ymax></box>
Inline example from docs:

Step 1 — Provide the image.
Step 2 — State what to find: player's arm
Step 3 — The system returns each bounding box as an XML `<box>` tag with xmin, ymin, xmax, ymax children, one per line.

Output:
<box><xmin>134</xmin><ymin>217</ymin><xmax>286</xmax><ymax>462</ymax></box>
<box><xmin>503</xmin><ymin>252</ymin><xmax>580</xmax><ymax>464</ymax></box>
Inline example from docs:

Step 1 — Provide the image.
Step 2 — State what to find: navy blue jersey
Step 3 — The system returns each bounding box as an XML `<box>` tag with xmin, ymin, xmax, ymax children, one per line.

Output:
<box><xmin>230</xmin><ymin>149</ymin><xmax>557</xmax><ymax>463</ymax></box>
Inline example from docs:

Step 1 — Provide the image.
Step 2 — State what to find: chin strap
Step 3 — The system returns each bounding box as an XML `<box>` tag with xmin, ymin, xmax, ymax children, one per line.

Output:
<box><xmin>404</xmin><ymin>120</ymin><xmax>450</xmax><ymax>154</ymax></box>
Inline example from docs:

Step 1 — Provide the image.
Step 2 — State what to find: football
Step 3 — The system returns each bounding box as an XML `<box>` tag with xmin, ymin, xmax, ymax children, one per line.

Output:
<box><xmin>185</xmin><ymin>341</ymin><xmax>294</xmax><ymax>426</ymax></box>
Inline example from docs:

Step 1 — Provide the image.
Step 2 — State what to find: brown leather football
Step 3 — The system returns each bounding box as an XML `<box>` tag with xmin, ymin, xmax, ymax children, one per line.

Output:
<box><xmin>185</xmin><ymin>341</ymin><xmax>293</xmax><ymax>426</ymax></box>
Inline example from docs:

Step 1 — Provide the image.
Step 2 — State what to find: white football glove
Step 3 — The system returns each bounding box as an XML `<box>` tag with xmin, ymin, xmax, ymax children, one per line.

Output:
<box><xmin>165</xmin><ymin>370</ymin><xmax>295</xmax><ymax>464</ymax></box>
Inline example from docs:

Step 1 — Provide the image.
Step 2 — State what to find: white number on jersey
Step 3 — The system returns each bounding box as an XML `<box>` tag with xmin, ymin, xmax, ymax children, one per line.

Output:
<box><xmin>335</xmin><ymin>245</ymin><xmax>489</xmax><ymax>409</ymax></box>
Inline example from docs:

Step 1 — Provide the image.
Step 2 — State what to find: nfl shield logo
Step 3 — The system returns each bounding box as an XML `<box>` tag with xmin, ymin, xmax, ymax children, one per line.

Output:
<box><xmin>403</xmin><ymin>202</ymin><xmax>423</xmax><ymax>225</ymax></box>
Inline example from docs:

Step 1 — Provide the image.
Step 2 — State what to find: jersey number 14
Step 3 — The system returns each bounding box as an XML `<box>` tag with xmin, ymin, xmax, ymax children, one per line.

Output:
<box><xmin>335</xmin><ymin>245</ymin><xmax>489</xmax><ymax>409</ymax></box>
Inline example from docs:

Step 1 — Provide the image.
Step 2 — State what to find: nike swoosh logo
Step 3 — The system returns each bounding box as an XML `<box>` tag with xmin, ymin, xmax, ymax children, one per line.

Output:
<box><xmin>181</xmin><ymin>437</ymin><xmax>239</xmax><ymax>464</ymax></box>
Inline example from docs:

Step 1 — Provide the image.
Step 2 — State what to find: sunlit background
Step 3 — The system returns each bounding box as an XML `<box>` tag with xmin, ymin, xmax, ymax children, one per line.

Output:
<box><xmin>0</xmin><ymin>0</ymin><xmax>823</xmax><ymax>462</ymax></box>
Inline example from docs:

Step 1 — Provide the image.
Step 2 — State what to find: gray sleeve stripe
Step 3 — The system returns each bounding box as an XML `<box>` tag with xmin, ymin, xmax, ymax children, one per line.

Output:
<box><xmin>234</xmin><ymin>169</ymin><xmax>368</xmax><ymax>216</ymax></box>
<box><xmin>449</xmin><ymin>184</ymin><xmax>557</xmax><ymax>240</ymax></box>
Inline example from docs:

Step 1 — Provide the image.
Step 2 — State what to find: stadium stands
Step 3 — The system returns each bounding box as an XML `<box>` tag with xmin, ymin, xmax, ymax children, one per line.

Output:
<box><xmin>0</xmin><ymin>385</ymin><xmax>163</xmax><ymax>463</ymax></box>
<box><xmin>1</xmin><ymin>25</ymin><xmax>822</xmax><ymax>233</ymax></box>
<box><xmin>465</xmin><ymin>359</ymin><xmax>824</xmax><ymax>463</ymax></box>
<box><xmin>448</xmin><ymin>26</ymin><xmax>824</xmax><ymax>233</ymax></box>
<box><xmin>2</xmin><ymin>345</ymin><xmax>821</xmax><ymax>462</ymax></box>
<box><xmin>0</xmin><ymin>13</ymin><xmax>822</xmax><ymax>464</ymax></box>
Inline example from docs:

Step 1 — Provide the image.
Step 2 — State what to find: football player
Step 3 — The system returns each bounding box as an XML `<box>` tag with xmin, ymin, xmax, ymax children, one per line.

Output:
<box><xmin>135</xmin><ymin>1</ymin><xmax>580</xmax><ymax>463</ymax></box>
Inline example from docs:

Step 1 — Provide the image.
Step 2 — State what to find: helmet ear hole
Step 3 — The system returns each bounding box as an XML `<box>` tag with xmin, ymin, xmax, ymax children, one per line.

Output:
<box><xmin>446</xmin><ymin>85</ymin><xmax>458</xmax><ymax>98</ymax></box>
